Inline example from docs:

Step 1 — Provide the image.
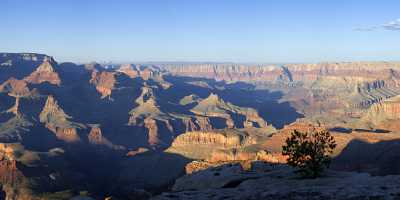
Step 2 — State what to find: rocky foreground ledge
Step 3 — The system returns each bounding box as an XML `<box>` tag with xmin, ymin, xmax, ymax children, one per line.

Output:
<box><xmin>152</xmin><ymin>161</ymin><xmax>400</xmax><ymax>200</ymax></box>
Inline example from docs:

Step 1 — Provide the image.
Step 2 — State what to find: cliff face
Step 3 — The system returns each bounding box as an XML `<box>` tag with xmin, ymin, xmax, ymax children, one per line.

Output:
<box><xmin>170</xmin><ymin>131</ymin><xmax>246</xmax><ymax>148</ymax></box>
<box><xmin>366</xmin><ymin>95</ymin><xmax>400</xmax><ymax>120</ymax></box>
<box><xmin>39</xmin><ymin>96</ymin><xmax>81</xmax><ymax>143</ymax></box>
<box><xmin>0</xmin><ymin>143</ymin><xmax>35</xmax><ymax>199</ymax></box>
<box><xmin>128</xmin><ymin>86</ymin><xmax>175</xmax><ymax>147</ymax></box>
<box><xmin>191</xmin><ymin>93</ymin><xmax>267</xmax><ymax>128</ymax></box>
<box><xmin>162</xmin><ymin>62</ymin><xmax>400</xmax><ymax>84</ymax></box>
<box><xmin>88</xmin><ymin>125</ymin><xmax>123</xmax><ymax>150</ymax></box>
<box><xmin>163</xmin><ymin>62</ymin><xmax>400</xmax><ymax>83</ymax></box>
<box><xmin>24</xmin><ymin>58</ymin><xmax>61</xmax><ymax>85</ymax></box>
<box><xmin>362</xmin><ymin>95</ymin><xmax>400</xmax><ymax>129</ymax></box>
<box><xmin>90</xmin><ymin>71</ymin><xmax>116</xmax><ymax>98</ymax></box>
<box><xmin>162</xmin><ymin>64</ymin><xmax>290</xmax><ymax>82</ymax></box>
<box><xmin>165</xmin><ymin>128</ymin><xmax>274</xmax><ymax>162</ymax></box>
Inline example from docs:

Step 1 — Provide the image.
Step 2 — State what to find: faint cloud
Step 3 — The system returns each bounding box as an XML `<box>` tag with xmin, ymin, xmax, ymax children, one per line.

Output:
<box><xmin>382</xmin><ymin>19</ymin><xmax>400</xmax><ymax>30</ymax></box>
<box><xmin>355</xmin><ymin>18</ymin><xmax>400</xmax><ymax>31</ymax></box>
<box><xmin>354</xmin><ymin>26</ymin><xmax>378</xmax><ymax>32</ymax></box>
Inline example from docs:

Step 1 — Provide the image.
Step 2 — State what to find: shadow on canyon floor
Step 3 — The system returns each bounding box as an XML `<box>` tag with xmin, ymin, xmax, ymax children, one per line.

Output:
<box><xmin>332</xmin><ymin>138</ymin><xmax>400</xmax><ymax>175</ymax></box>
<box><xmin>329</xmin><ymin>127</ymin><xmax>391</xmax><ymax>134</ymax></box>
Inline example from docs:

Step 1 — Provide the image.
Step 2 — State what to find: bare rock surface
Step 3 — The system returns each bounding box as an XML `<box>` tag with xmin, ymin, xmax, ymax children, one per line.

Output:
<box><xmin>153</xmin><ymin>161</ymin><xmax>400</xmax><ymax>200</ymax></box>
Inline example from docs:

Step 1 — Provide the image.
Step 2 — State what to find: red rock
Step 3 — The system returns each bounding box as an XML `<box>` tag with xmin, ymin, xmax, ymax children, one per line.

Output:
<box><xmin>90</xmin><ymin>71</ymin><xmax>116</xmax><ymax>98</ymax></box>
<box><xmin>24</xmin><ymin>58</ymin><xmax>61</xmax><ymax>85</ymax></box>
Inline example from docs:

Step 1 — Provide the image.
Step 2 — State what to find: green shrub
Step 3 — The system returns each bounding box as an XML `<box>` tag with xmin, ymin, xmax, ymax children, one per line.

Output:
<box><xmin>282</xmin><ymin>129</ymin><xmax>336</xmax><ymax>178</ymax></box>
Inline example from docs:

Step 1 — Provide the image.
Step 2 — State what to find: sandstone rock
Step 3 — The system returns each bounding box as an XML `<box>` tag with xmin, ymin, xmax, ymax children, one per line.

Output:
<box><xmin>90</xmin><ymin>71</ymin><xmax>116</xmax><ymax>98</ymax></box>
<box><xmin>179</xmin><ymin>94</ymin><xmax>201</xmax><ymax>106</ymax></box>
<box><xmin>144</xmin><ymin>117</ymin><xmax>160</xmax><ymax>146</ymax></box>
<box><xmin>191</xmin><ymin>93</ymin><xmax>266</xmax><ymax>128</ymax></box>
<box><xmin>364</xmin><ymin>95</ymin><xmax>400</xmax><ymax>124</ymax></box>
<box><xmin>49</xmin><ymin>125</ymin><xmax>81</xmax><ymax>143</ymax></box>
<box><xmin>126</xmin><ymin>147</ymin><xmax>149</xmax><ymax>157</ymax></box>
<box><xmin>166</xmin><ymin>129</ymin><xmax>264</xmax><ymax>161</ymax></box>
<box><xmin>24</xmin><ymin>57</ymin><xmax>61</xmax><ymax>85</ymax></box>
<box><xmin>39</xmin><ymin>96</ymin><xmax>82</xmax><ymax>143</ymax></box>
<box><xmin>88</xmin><ymin>125</ymin><xmax>124</xmax><ymax>149</ymax></box>
<box><xmin>194</xmin><ymin>116</ymin><xmax>213</xmax><ymax>131</ymax></box>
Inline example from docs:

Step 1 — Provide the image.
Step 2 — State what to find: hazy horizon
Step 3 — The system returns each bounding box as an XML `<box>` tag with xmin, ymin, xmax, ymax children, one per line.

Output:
<box><xmin>1</xmin><ymin>0</ymin><xmax>399</xmax><ymax>63</ymax></box>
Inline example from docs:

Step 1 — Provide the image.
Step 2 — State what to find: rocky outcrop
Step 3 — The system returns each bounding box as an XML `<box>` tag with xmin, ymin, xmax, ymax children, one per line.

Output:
<box><xmin>88</xmin><ymin>125</ymin><xmax>124</xmax><ymax>150</ymax></box>
<box><xmin>128</xmin><ymin>86</ymin><xmax>175</xmax><ymax>147</ymax></box>
<box><xmin>207</xmin><ymin>149</ymin><xmax>286</xmax><ymax>163</ymax></box>
<box><xmin>0</xmin><ymin>78</ymin><xmax>35</xmax><ymax>116</ymax></box>
<box><xmin>126</xmin><ymin>147</ymin><xmax>149</xmax><ymax>157</ymax></box>
<box><xmin>88</xmin><ymin>125</ymin><xmax>108</xmax><ymax>144</ymax></box>
<box><xmin>24</xmin><ymin>57</ymin><xmax>61</xmax><ymax>85</ymax></box>
<box><xmin>46</xmin><ymin>124</ymin><xmax>80</xmax><ymax>143</ymax></box>
<box><xmin>118</xmin><ymin>64</ymin><xmax>172</xmax><ymax>89</ymax></box>
<box><xmin>144</xmin><ymin>117</ymin><xmax>160</xmax><ymax>146</ymax></box>
<box><xmin>179</xmin><ymin>94</ymin><xmax>201</xmax><ymax>106</ymax></box>
<box><xmin>170</xmin><ymin>131</ymin><xmax>246</xmax><ymax>147</ymax></box>
<box><xmin>191</xmin><ymin>93</ymin><xmax>267</xmax><ymax>128</ymax></box>
<box><xmin>90</xmin><ymin>71</ymin><xmax>116</xmax><ymax>98</ymax></box>
<box><xmin>365</xmin><ymin>95</ymin><xmax>400</xmax><ymax>122</ymax></box>
<box><xmin>0</xmin><ymin>78</ymin><xmax>31</xmax><ymax>97</ymax></box>
<box><xmin>117</xmin><ymin>64</ymin><xmax>139</xmax><ymax>78</ymax></box>
<box><xmin>0</xmin><ymin>143</ymin><xmax>29</xmax><ymax>198</ymax></box>
<box><xmin>39</xmin><ymin>96</ymin><xmax>81</xmax><ymax>143</ymax></box>
<box><xmin>128</xmin><ymin>86</ymin><xmax>165</xmax><ymax>126</ymax></box>
<box><xmin>153</xmin><ymin>162</ymin><xmax>400</xmax><ymax>200</ymax></box>
<box><xmin>165</xmin><ymin>129</ymin><xmax>272</xmax><ymax>161</ymax></box>
<box><xmin>194</xmin><ymin>116</ymin><xmax>213</xmax><ymax>131</ymax></box>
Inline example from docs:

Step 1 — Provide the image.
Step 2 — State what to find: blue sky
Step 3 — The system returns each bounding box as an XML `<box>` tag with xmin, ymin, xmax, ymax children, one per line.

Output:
<box><xmin>1</xmin><ymin>0</ymin><xmax>399</xmax><ymax>63</ymax></box>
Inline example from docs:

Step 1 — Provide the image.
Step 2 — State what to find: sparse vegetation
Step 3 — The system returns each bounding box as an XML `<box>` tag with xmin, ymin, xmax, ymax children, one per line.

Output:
<box><xmin>282</xmin><ymin>129</ymin><xmax>336</xmax><ymax>178</ymax></box>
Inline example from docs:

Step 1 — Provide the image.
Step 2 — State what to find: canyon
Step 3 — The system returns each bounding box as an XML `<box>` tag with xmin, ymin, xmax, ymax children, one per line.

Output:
<box><xmin>1</xmin><ymin>53</ymin><xmax>400</xmax><ymax>199</ymax></box>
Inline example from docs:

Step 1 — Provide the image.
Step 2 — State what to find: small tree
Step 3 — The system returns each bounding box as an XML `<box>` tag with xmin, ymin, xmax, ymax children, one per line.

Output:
<box><xmin>282</xmin><ymin>129</ymin><xmax>336</xmax><ymax>178</ymax></box>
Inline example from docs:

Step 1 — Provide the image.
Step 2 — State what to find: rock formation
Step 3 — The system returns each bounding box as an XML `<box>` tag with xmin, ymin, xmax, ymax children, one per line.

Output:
<box><xmin>117</xmin><ymin>64</ymin><xmax>139</xmax><ymax>78</ymax></box>
<box><xmin>128</xmin><ymin>86</ymin><xmax>174</xmax><ymax>147</ymax></box>
<box><xmin>88</xmin><ymin>125</ymin><xmax>124</xmax><ymax>150</ymax></box>
<box><xmin>24</xmin><ymin>57</ymin><xmax>61</xmax><ymax>85</ymax></box>
<box><xmin>179</xmin><ymin>94</ymin><xmax>201</xmax><ymax>106</ymax></box>
<box><xmin>191</xmin><ymin>93</ymin><xmax>267</xmax><ymax>128</ymax></box>
<box><xmin>39</xmin><ymin>96</ymin><xmax>81</xmax><ymax>143</ymax></box>
<box><xmin>365</xmin><ymin>95</ymin><xmax>400</xmax><ymax>123</ymax></box>
<box><xmin>153</xmin><ymin>161</ymin><xmax>400</xmax><ymax>200</ymax></box>
<box><xmin>126</xmin><ymin>147</ymin><xmax>149</xmax><ymax>157</ymax></box>
<box><xmin>90</xmin><ymin>71</ymin><xmax>116</xmax><ymax>98</ymax></box>
<box><xmin>0</xmin><ymin>78</ymin><xmax>31</xmax><ymax>97</ymax></box>
<box><xmin>165</xmin><ymin>128</ymin><xmax>273</xmax><ymax>162</ymax></box>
